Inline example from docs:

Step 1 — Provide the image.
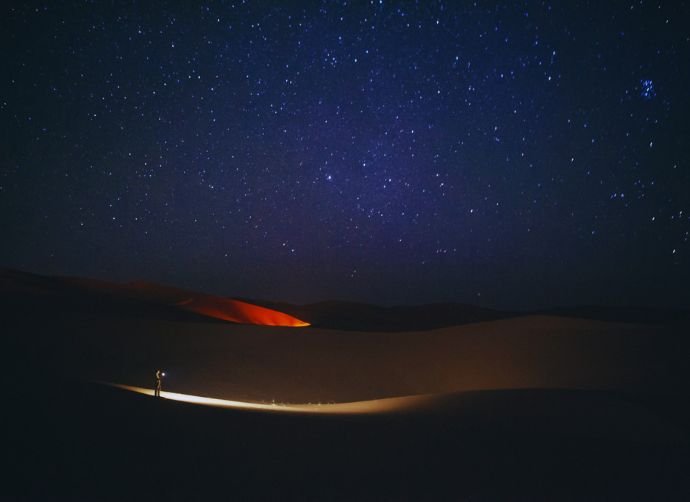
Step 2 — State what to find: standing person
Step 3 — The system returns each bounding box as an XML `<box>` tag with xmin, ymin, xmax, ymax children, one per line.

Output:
<box><xmin>155</xmin><ymin>369</ymin><xmax>164</xmax><ymax>397</ymax></box>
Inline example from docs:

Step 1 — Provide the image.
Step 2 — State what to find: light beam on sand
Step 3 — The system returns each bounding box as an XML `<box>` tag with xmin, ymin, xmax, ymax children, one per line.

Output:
<box><xmin>105</xmin><ymin>383</ymin><xmax>424</xmax><ymax>415</ymax></box>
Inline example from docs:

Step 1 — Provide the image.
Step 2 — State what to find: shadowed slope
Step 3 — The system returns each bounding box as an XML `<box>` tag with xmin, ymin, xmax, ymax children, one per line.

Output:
<box><xmin>244</xmin><ymin>299</ymin><xmax>690</xmax><ymax>331</ymax></box>
<box><xmin>244</xmin><ymin>299</ymin><xmax>516</xmax><ymax>330</ymax></box>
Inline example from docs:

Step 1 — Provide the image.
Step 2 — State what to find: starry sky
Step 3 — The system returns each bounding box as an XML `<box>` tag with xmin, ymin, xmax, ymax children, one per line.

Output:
<box><xmin>2</xmin><ymin>1</ymin><xmax>689</xmax><ymax>309</ymax></box>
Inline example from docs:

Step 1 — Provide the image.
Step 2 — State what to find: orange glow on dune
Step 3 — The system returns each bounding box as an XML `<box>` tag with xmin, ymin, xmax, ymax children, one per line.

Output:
<box><xmin>119</xmin><ymin>281</ymin><xmax>309</xmax><ymax>327</ymax></box>
<box><xmin>176</xmin><ymin>296</ymin><xmax>310</xmax><ymax>327</ymax></box>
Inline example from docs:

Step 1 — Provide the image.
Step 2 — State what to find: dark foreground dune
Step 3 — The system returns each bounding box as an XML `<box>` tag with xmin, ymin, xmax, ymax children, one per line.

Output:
<box><xmin>3</xmin><ymin>269</ymin><xmax>690</xmax><ymax>500</ymax></box>
<box><xmin>7</xmin><ymin>380</ymin><xmax>690</xmax><ymax>500</ymax></box>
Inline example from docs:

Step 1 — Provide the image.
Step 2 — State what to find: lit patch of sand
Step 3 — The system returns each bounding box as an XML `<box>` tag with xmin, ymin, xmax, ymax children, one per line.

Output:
<box><xmin>105</xmin><ymin>382</ymin><xmax>426</xmax><ymax>415</ymax></box>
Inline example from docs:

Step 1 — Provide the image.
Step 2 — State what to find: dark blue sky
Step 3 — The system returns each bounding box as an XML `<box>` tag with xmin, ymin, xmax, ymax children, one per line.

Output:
<box><xmin>2</xmin><ymin>1</ymin><xmax>689</xmax><ymax>308</ymax></box>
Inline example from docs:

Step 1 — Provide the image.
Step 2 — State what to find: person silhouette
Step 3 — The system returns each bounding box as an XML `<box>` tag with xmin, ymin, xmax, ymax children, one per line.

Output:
<box><xmin>155</xmin><ymin>369</ymin><xmax>164</xmax><ymax>397</ymax></box>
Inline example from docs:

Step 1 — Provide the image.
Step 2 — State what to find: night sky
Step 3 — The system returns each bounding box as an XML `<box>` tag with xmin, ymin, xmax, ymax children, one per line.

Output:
<box><xmin>2</xmin><ymin>1</ymin><xmax>689</xmax><ymax>309</ymax></box>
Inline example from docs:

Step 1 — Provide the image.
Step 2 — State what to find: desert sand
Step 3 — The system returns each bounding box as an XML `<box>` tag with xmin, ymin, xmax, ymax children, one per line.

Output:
<box><xmin>4</xmin><ymin>268</ymin><xmax>690</xmax><ymax>500</ymax></box>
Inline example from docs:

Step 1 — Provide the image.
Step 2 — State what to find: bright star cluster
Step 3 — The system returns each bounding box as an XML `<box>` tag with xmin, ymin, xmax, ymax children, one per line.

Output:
<box><xmin>1</xmin><ymin>1</ymin><xmax>689</xmax><ymax>308</ymax></box>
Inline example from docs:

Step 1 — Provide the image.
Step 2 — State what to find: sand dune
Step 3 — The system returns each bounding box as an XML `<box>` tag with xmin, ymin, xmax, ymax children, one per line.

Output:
<box><xmin>246</xmin><ymin>299</ymin><xmax>515</xmax><ymax>330</ymax></box>
<box><xmin>123</xmin><ymin>281</ymin><xmax>310</xmax><ymax>326</ymax></box>
<box><xmin>5</xmin><ymin>269</ymin><xmax>690</xmax><ymax>499</ymax></box>
<box><xmin>26</xmin><ymin>311</ymin><xmax>685</xmax><ymax>407</ymax></box>
<box><xmin>0</xmin><ymin>268</ymin><xmax>309</xmax><ymax>327</ymax></box>
<box><xmin>4</xmin><ymin>268</ymin><xmax>687</xmax><ymax>331</ymax></box>
<box><xmin>4</xmin><ymin>269</ymin><xmax>688</xmax><ymax>405</ymax></box>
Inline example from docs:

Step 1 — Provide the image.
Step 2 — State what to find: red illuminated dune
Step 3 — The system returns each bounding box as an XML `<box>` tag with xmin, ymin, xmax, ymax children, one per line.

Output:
<box><xmin>0</xmin><ymin>269</ymin><xmax>309</xmax><ymax>327</ymax></box>
<box><xmin>123</xmin><ymin>281</ymin><xmax>310</xmax><ymax>327</ymax></box>
<box><xmin>174</xmin><ymin>295</ymin><xmax>310</xmax><ymax>326</ymax></box>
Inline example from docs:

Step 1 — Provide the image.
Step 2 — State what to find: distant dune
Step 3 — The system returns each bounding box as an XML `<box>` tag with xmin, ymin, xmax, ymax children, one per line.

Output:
<box><xmin>0</xmin><ymin>268</ymin><xmax>309</xmax><ymax>327</ymax></box>
<box><xmin>3</xmin><ymin>268</ymin><xmax>688</xmax><ymax>332</ymax></box>
<box><xmin>538</xmin><ymin>304</ymin><xmax>690</xmax><ymax>324</ymax></box>
<box><xmin>246</xmin><ymin>298</ymin><xmax>690</xmax><ymax>331</ymax></box>
<box><xmin>122</xmin><ymin>281</ymin><xmax>310</xmax><ymax>327</ymax></box>
<box><xmin>244</xmin><ymin>299</ymin><xmax>516</xmax><ymax>331</ymax></box>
